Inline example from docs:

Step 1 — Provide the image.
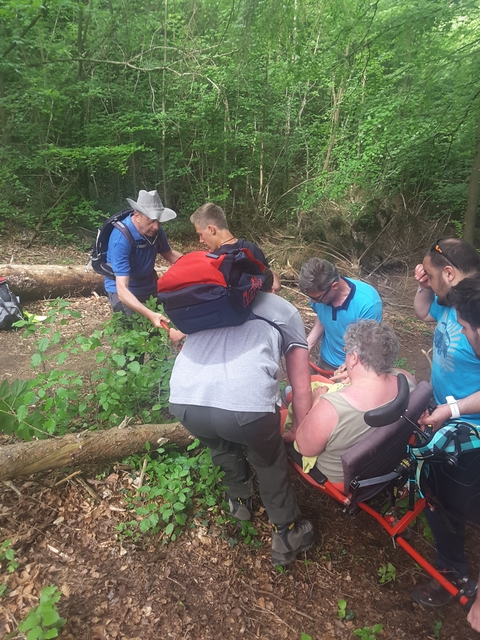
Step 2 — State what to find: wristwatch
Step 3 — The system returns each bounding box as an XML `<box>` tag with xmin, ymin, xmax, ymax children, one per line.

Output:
<box><xmin>446</xmin><ymin>395</ymin><xmax>461</xmax><ymax>419</ymax></box>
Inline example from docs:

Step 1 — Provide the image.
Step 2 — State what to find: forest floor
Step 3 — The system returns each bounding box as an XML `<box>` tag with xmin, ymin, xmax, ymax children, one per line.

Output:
<box><xmin>0</xmin><ymin>237</ymin><xmax>479</xmax><ymax>640</ymax></box>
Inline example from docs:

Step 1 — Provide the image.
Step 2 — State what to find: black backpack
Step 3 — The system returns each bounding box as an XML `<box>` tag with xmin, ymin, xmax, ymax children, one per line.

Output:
<box><xmin>0</xmin><ymin>278</ymin><xmax>23</xmax><ymax>330</ymax></box>
<box><xmin>88</xmin><ymin>209</ymin><xmax>136</xmax><ymax>279</ymax></box>
<box><xmin>88</xmin><ymin>209</ymin><xmax>166</xmax><ymax>279</ymax></box>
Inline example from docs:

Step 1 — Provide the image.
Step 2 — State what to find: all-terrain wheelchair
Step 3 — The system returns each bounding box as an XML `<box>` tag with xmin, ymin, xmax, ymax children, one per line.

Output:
<box><xmin>283</xmin><ymin>373</ymin><xmax>480</xmax><ymax>610</ymax></box>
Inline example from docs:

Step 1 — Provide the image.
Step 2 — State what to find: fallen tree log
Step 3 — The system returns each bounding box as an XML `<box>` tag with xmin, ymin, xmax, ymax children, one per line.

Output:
<box><xmin>0</xmin><ymin>422</ymin><xmax>191</xmax><ymax>481</ymax></box>
<box><xmin>0</xmin><ymin>264</ymin><xmax>104</xmax><ymax>301</ymax></box>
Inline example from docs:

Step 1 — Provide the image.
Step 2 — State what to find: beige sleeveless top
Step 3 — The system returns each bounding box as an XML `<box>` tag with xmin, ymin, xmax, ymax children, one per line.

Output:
<box><xmin>315</xmin><ymin>371</ymin><xmax>414</xmax><ymax>483</ymax></box>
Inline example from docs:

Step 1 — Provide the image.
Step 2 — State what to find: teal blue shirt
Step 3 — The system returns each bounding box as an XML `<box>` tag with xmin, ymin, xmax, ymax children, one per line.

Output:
<box><xmin>430</xmin><ymin>297</ymin><xmax>480</xmax><ymax>425</ymax></box>
<box><xmin>310</xmin><ymin>278</ymin><xmax>382</xmax><ymax>368</ymax></box>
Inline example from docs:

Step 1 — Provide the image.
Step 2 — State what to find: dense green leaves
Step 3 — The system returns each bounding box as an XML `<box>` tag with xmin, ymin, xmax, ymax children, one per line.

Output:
<box><xmin>1</xmin><ymin>0</ymin><xmax>479</xmax><ymax>241</ymax></box>
<box><xmin>1</xmin><ymin>298</ymin><xmax>175</xmax><ymax>440</ymax></box>
<box><xmin>117</xmin><ymin>441</ymin><xmax>227</xmax><ymax>543</ymax></box>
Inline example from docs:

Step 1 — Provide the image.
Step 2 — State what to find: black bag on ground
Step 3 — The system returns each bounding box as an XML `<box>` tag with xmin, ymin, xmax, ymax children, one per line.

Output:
<box><xmin>0</xmin><ymin>278</ymin><xmax>23</xmax><ymax>330</ymax></box>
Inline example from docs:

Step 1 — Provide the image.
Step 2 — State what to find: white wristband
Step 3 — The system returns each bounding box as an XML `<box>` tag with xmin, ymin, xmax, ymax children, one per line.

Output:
<box><xmin>446</xmin><ymin>395</ymin><xmax>461</xmax><ymax>419</ymax></box>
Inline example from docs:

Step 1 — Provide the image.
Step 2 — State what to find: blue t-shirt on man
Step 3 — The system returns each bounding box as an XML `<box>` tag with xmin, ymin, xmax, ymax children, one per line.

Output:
<box><xmin>104</xmin><ymin>213</ymin><xmax>171</xmax><ymax>298</ymax></box>
<box><xmin>429</xmin><ymin>297</ymin><xmax>480</xmax><ymax>426</ymax></box>
<box><xmin>310</xmin><ymin>278</ymin><xmax>382</xmax><ymax>368</ymax></box>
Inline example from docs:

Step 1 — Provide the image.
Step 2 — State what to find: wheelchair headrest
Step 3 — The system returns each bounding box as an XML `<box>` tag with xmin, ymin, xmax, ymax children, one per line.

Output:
<box><xmin>364</xmin><ymin>373</ymin><xmax>410</xmax><ymax>428</ymax></box>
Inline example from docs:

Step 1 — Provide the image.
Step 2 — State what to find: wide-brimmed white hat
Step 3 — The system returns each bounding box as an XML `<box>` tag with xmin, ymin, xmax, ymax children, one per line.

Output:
<box><xmin>126</xmin><ymin>190</ymin><xmax>177</xmax><ymax>223</ymax></box>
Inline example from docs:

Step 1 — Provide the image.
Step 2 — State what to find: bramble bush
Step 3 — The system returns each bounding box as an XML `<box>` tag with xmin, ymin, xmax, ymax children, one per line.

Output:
<box><xmin>1</xmin><ymin>298</ymin><xmax>175</xmax><ymax>440</ymax></box>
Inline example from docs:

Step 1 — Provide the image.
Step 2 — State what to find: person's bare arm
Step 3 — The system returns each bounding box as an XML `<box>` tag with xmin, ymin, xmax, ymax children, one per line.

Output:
<box><xmin>419</xmin><ymin>389</ymin><xmax>480</xmax><ymax>430</ymax></box>
<box><xmin>307</xmin><ymin>316</ymin><xmax>325</xmax><ymax>353</ymax></box>
<box><xmin>283</xmin><ymin>346</ymin><xmax>312</xmax><ymax>437</ymax></box>
<box><xmin>116</xmin><ymin>276</ymin><xmax>169</xmax><ymax>328</ymax></box>
<box><xmin>413</xmin><ymin>263</ymin><xmax>435</xmax><ymax>322</ymax></box>
<box><xmin>467</xmin><ymin>574</ymin><xmax>480</xmax><ymax>632</ymax></box>
<box><xmin>160</xmin><ymin>249</ymin><xmax>182</xmax><ymax>264</ymax></box>
<box><xmin>294</xmin><ymin>397</ymin><xmax>338</xmax><ymax>457</ymax></box>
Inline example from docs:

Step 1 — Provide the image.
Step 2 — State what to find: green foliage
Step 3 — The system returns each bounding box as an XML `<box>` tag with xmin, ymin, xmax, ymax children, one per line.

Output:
<box><xmin>378</xmin><ymin>562</ymin><xmax>396</xmax><ymax>584</ymax></box>
<box><xmin>45</xmin><ymin>197</ymin><xmax>103</xmax><ymax>244</ymax></box>
<box><xmin>238</xmin><ymin>520</ymin><xmax>260</xmax><ymax>546</ymax></box>
<box><xmin>117</xmin><ymin>440</ymin><xmax>226</xmax><ymax>543</ymax></box>
<box><xmin>337</xmin><ymin>598</ymin><xmax>355</xmax><ymax>621</ymax></box>
<box><xmin>417</xmin><ymin>512</ymin><xmax>435</xmax><ymax>542</ymax></box>
<box><xmin>0</xmin><ymin>378</ymin><xmax>45</xmax><ymax>440</ymax></box>
<box><xmin>0</xmin><ymin>539</ymin><xmax>19</xmax><ymax>573</ymax></box>
<box><xmin>433</xmin><ymin>617</ymin><xmax>443</xmax><ymax>639</ymax></box>
<box><xmin>17</xmin><ymin>585</ymin><xmax>66</xmax><ymax>640</ymax></box>
<box><xmin>393</xmin><ymin>357</ymin><xmax>415</xmax><ymax>376</ymax></box>
<box><xmin>1</xmin><ymin>0</ymin><xmax>480</xmax><ymax>244</ymax></box>
<box><xmin>3</xmin><ymin>298</ymin><xmax>175</xmax><ymax>440</ymax></box>
<box><xmin>275</xmin><ymin>565</ymin><xmax>290</xmax><ymax>575</ymax></box>
<box><xmin>300</xmin><ymin>634</ymin><xmax>312</xmax><ymax>640</ymax></box>
<box><xmin>353</xmin><ymin>624</ymin><xmax>384</xmax><ymax>640</ymax></box>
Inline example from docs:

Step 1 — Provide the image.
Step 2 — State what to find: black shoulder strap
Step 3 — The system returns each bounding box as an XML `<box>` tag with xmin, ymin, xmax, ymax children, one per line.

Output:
<box><xmin>112</xmin><ymin>219</ymin><xmax>136</xmax><ymax>249</ymax></box>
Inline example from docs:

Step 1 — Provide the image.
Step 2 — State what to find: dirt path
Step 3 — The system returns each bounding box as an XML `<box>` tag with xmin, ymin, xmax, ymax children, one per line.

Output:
<box><xmin>0</xmin><ymin>240</ymin><xmax>478</xmax><ymax>640</ymax></box>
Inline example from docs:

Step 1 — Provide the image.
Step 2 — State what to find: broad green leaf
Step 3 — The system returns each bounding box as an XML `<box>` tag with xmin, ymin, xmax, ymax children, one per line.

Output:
<box><xmin>37</xmin><ymin>337</ymin><xmax>50</xmax><ymax>353</ymax></box>
<box><xmin>139</xmin><ymin>519</ymin><xmax>151</xmax><ymax>532</ymax></box>
<box><xmin>16</xmin><ymin>404</ymin><xmax>28</xmax><ymax>422</ymax></box>
<box><xmin>31</xmin><ymin>353</ymin><xmax>42</xmax><ymax>368</ymax></box>
<box><xmin>42</xmin><ymin>609</ymin><xmax>60</xmax><ymax>626</ymax></box>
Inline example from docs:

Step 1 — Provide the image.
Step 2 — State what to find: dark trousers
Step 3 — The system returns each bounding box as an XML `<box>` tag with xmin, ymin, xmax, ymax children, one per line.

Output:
<box><xmin>169</xmin><ymin>403</ymin><xmax>301</xmax><ymax>526</ymax></box>
<box><xmin>316</xmin><ymin>354</ymin><xmax>336</xmax><ymax>371</ymax></box>
<box><xmin>423</xmin><ymin>505</ymin><xmax>468</xmax><ymax>577</ymax></box>
<box><xmin>422</xmin><ymin>450</ymin><xmax>480</xmax><ymax>577</ymax></box>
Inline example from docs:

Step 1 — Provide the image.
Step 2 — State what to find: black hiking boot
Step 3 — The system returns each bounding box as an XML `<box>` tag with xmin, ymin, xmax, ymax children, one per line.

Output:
<box><xmin>228</xmin><ymin>497</ymin><xmax>253</xmax><ymax>521</ymax></box>
<box><xmin>271</xmin><ymin>520</ymin><xmax>314</xmax><ymax>566</ymax></box>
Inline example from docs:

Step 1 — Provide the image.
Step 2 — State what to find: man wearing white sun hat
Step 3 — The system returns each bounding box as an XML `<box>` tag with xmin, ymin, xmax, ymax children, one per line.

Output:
<box><xmin>105</xmin><ymin>189</ymin><xmax>182</xmax><ymax>328</ymax></box>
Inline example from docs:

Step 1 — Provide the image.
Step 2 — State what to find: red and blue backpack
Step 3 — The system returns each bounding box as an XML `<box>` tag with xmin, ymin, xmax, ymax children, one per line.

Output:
<box><xmin>157</xmin><ymin>249</ymin><xmax>266</xmax><ymax>333</ymax></box>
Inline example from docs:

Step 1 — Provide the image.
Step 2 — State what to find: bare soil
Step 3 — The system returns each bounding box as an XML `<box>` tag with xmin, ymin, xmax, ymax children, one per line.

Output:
<box><xmin>0</xmin><ymin>238</ymin><xmax>478</xmax><ymax>640</ymax></box>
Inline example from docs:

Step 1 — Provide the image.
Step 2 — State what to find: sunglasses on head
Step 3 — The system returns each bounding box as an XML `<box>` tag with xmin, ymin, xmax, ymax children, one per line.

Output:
<box><xmin>431</xmin><ymin>239</ymin><xmax>460</xmax><ymax>270</ymax></box>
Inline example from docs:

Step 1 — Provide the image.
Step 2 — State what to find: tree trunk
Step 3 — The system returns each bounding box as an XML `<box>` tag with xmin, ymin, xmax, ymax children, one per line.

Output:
<box><xmin>0</xmin><ymin>421</ymin><xmax>190</xmax><ymax>481</ymax></box>
<box><xmin>463</xmin><ymin>115</ymin><xmax>480</xmax><ymax>244</ymax></box>
<box><xmin>0</xmin><ymin>265</ymin><xmax>104</xmax><ymax>301</ymax></box>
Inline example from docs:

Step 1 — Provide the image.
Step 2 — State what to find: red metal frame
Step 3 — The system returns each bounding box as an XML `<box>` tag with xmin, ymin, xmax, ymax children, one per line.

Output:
<box><xmin>288</xmin><ymin>458</ymin><xmax>471</xmax><ymax>607</ymax></box>
<box><xmin>309</xmin><ymin>361</ymin><xmax>334</xmax><ymax>377</ymax></box>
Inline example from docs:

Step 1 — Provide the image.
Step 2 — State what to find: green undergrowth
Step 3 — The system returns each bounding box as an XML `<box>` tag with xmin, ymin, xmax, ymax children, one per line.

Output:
<box><xmin>116</xmin><ymin>439</ymin><xmax>266</xmax><ymax>547</ymax></box>
<box><xmin>117</xmin><ymin>439</ymin><xmax>229</xmax><ymax>543</ymax></box>
<box><xmin>1</xmin><ymin>298</ymin><xmax>175</xmax><ymax>440</ymax></box>
<box><xmin>17</xmin><ymin>585</ymin><xmax>66</xmax><ymax>640</ymax></box>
